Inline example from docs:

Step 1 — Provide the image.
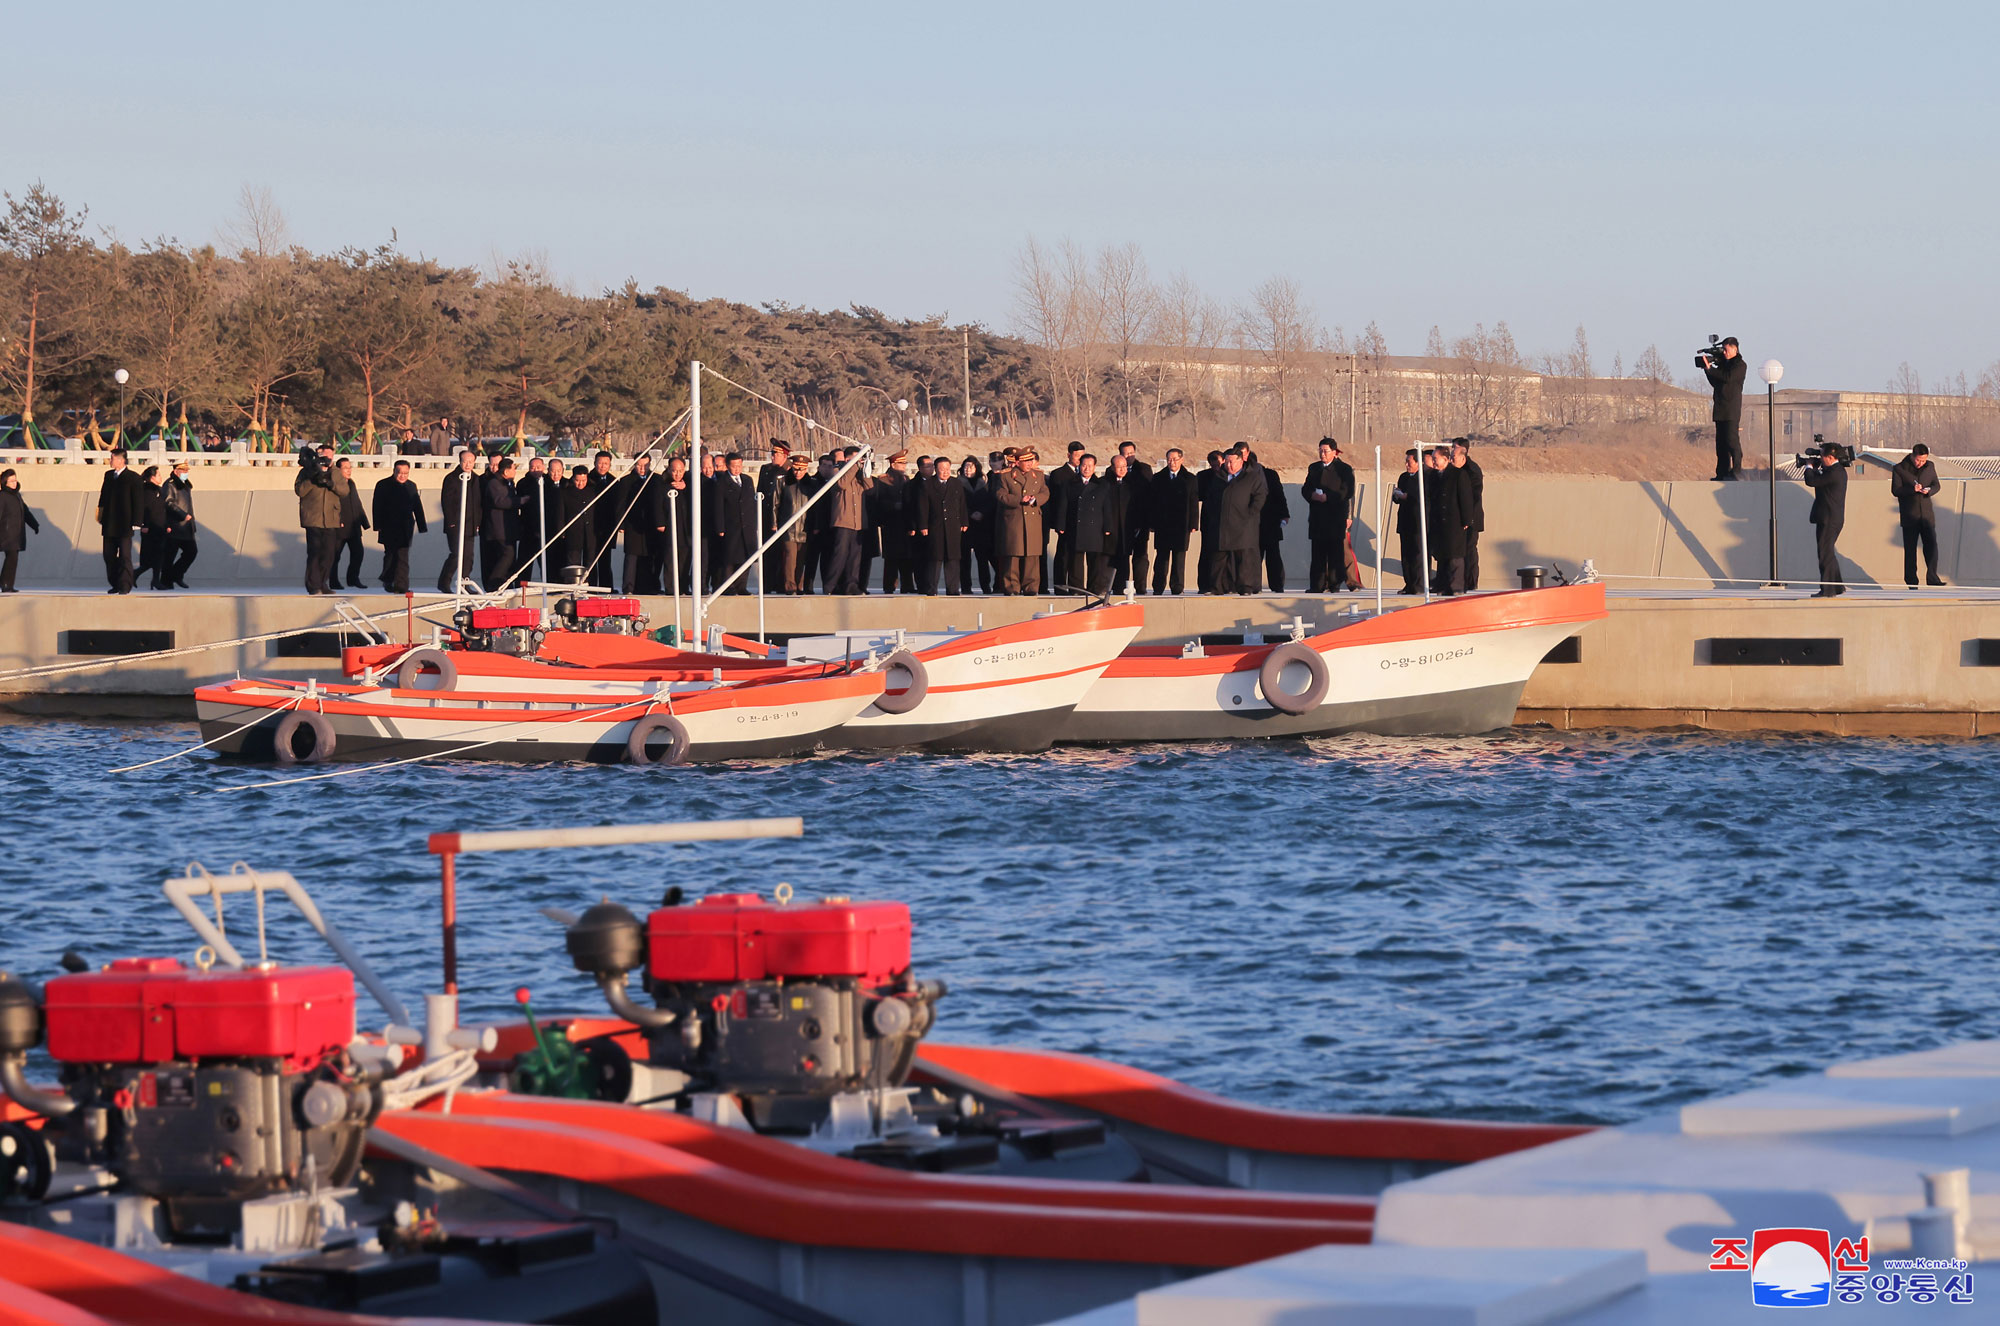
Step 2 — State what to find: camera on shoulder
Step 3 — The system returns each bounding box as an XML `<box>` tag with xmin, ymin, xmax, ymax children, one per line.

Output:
<box><xmin>1795</xmin><ymin>434</ymin><xmax>1855</xmax><ymax>468</ymax></box>
<box><xmin>1693</xmin><ymin>333</ymin><xmax>1725</xmax><ymax>370</ymax></box>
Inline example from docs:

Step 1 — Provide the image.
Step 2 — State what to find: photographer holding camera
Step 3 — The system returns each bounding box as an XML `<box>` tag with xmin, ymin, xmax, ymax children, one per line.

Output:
<box><xmin>1697</xmin><ymin>335</ymin><xmax>1747</xmax><ymax>480</ymax></box>
<box><xmin>1800</xmin><ymin>438</ymin><xmax>1849</xmax><ymax>598</ymax></box>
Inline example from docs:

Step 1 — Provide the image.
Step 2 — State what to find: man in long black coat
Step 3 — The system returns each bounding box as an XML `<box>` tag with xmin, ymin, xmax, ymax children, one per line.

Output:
<box><xmin>1251</xmin><ymin>450</ymin><xmax>1290</xmax><ymax>592</ymax></box>
<box><xmin>1149</xmin><ymin>448</ymin><xmax>1199</xmax><ymax>595</ymax></box>
<box><xmin>1390</xmin><ymin>449</ymin><xmax>1424</xmax><ymax>594</ymax></box>
<box><xmin>1804</xmin><ymin>442</ymin><xmax>1848</xmax><ymax>597</ymax></box>
<box><xmin>1302</xmin><ymin>438</ymin><xmax>1354</xmax><ymax>593</ymax></box>
<box><xmin>556</xmin><ymin>468</ymin><xmax>600</xmax><ymax>583</ymax></box>
<box><xmin>480</xmin><ymin>458</ymin><xmax>520</xmax><ymax>591</ymax></box>
<box><xmin>1114</xmin><ymin>442</ymin><xmax>1153</xmax><ymax>590</ymax></box>
<box><xmin>95</xmin><ymin>448</ymin><xmax>143</xmax><ymax>594</ymax></box>
<box><xmin>586</xmin><ymin>450</ymin><xmax>618</xmax><ymax>589</ymax></box>
<box><xmin>914</xmin><ymin>461</ymin><xmax>968</xmax><ymax>596</ymax></box>
<box><xmin>437</xmin><ymin>449</ymin><xmax>483</xmax><ymax>593</ymax></box>
<box><xmin>870</xmin><ymin>453</ymin><xmax>918</xmax><ymax>593</ymax></box>
<box><xmin>1891</xmin><ymin>444</ymin><xmax>1944</xmax><ymax>588</ymax></box>
<box><xmin>372</xmin><ymin>460</ymin><xmax>427</xmax><ymax>594</ymax></box>
<box><xmin>1196</xmin><ymin>451</ymin><xmax>1225</xmax><ymax>592</ymax></box>
<box><xmin>1044</xmin><ymin>442</ymin><xmax>1084</xmax><ymax>592</ymax></box>
<box><xmin>1423</xmin><ymin>449</ymin><xmax>1467</xmax><ymax>596</ymax></box>
<box><xmin>1104</xmin><ymin>454</ymin><xmax>1145</xmax><ymax>594</ymax></box>
<box><xmin>1213</xmin><ymin>449</ymin><xmax>1266</xmax><ymax>595</ymax></box>
<box><xmin>711</xmin><ymin>453</ymin><xmax>759</xmax><ymax>596</ymax></box>
<box><xmin>615</xmin><ymin>455</ymin><xmax>667</xmax><ymax>595</ymax></box>
<box><xmin>756</xmin><ymin>443</ymin><xmax>791</xmax><ymax>596</ymax></box>
<box><xmin>1703</xmin><ymin>337</ymin><xmax>1747</xmax><ymax>480</ymax></box>
<box><xmin>1451</xmin><ymin>439</ymin><xmax>1486</xmax><ymax>590</ymax></box>
<box><xmin>515</xmin><ymin>456</ymin><xmax>558</xmax><ymax>583</ymax></box>
<box><xmin>1060</xmin><ymin>455</ymin><xmax>1115</xmax><ymax>595</ymax></box>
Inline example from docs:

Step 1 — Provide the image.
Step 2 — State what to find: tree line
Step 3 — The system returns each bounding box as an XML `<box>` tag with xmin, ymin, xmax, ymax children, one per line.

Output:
<box><xmin>0</xmin><ymin>183</ymin><xmax>1043</xmax><ymax>452</ymax></box>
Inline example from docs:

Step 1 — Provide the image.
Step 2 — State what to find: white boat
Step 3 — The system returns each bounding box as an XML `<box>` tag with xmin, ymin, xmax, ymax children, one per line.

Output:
<box><xmin>1065</xmin><ymin>583</ymin><xmax>1606</xmax><ymax>742</ymax></box>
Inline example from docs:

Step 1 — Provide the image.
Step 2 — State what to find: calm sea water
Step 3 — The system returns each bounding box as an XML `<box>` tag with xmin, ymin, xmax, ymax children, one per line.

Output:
<box><xmin>3</xmin><ymin>718</ymin><xmax>1993</xmax><ymax>1126</ymax></box>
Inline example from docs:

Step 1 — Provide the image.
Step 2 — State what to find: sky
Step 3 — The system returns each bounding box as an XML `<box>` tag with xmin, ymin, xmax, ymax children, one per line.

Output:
<box><xmin>11</xmin><ymin>1</ymin><xmax>1998</xmax><ymax>392</ymax></box>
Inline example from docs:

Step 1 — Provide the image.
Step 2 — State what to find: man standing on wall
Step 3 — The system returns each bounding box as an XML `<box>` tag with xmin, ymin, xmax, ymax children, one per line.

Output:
<box><xmin>437</xmin><ymin>448</ymin><xmax>483</xmax><ymax>593</ymax></box>
<box><xmin>1891</xmin><ymin>443</ymin><xmax>1946</xmax><ymax>588</ymax></box>
<box><xmin>1302</xmin><ymin>438</ymin><xmax>1352</xmax><ymax>594</ymax></box>
<box><xmin>1700</xmin><ymin>336</ymin><xmax>1747</xmax><ymax>481</ymax></box>
<box><xmin>95</xmin><ymin>448</ymin><xmax>142</xmax><ymax>594</ymax></box>
<box><xmin>1149</xmin><ymin>448</ymin><xmax>1198</xmax><ymax>595</ymax></box>
<box><xmin>1803</xmin><ymin>440</ymin><xmax>1849</xmax><ymax>597</ymax></box>
<box><xmin>372</xmin><ymin>459</ymin><xmax>427</xmax><ymax>595</ymax></box>
<box><xmin>1452</xmin><ymin>439</ymin><xmax>1485</xmax><ymax>590</ymax></box>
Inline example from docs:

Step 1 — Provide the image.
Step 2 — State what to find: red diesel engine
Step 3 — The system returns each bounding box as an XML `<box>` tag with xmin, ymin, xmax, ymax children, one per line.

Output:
<box><xmin>565</xmin><ymin>893</ymin><xmax>945</xmax><ymax>1112</ymax></box>
<box><xmin>552</xmin><ymin>595</ymin><xmax>649</xmax><ymax>636</ymax></box>
<box><xmin>0</xmin><ymin>959</ymin><xmax>378</xmax><ymax>1234</ymax></box>
<box><xmin>450</xmin><ymin>605</ymin><xmax>545</xmax><ymax>656</ymax></box>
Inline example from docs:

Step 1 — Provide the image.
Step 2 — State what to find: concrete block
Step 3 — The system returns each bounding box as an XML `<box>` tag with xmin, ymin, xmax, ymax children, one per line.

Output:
<box><xmin>1830</xmin><ymin>1039</ymin><xmax>2000</xmax><ymax>1079</ymax></box>
<box><xmin>1133</xmin><ymin>1245</ymin><xmax>1644</xmax><ymax>1326</ymax></box>
<box><xmin>1681</xmin><ymin>1074</ymin><xmax>2000</xmax><ymax>1137</ymax></box>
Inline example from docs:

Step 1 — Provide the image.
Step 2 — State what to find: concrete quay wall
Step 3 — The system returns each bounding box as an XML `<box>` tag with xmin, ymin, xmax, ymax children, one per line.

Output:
<box><xmin>9</xmin><ymin>469</ymin><xmax>1997</xmax><ymax>596</ymax></box>
<box><xmin>4</xmin><ymin>589</ymin><xmax>1999</xmax><ymax>737</ymax></box>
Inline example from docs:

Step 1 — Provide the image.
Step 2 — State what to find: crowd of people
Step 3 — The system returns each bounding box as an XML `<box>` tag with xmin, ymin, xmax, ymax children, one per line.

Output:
<box><xmin>1390</xmin><ymin>439</ymin><xmax>1487</xmax><ymax>596</ymax></box>
<box><xmin>404</xmin><ymin>436</ymin><xmax>1372</xmax><ymax>599</ymax></box>
<box><xmin>84</xmin><ymin>448</ymin><xmax>199</xmax><ymax>593</ymax></box>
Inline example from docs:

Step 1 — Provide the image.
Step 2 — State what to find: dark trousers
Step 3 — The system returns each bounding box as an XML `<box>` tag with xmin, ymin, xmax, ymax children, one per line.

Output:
<box><xmin>304</xmin><ymin>527</ymin><xmax>340</xmax><ymax>595</ymax></box>
<box><xmin>380</xmin><ymin>544</ymin><xmax>412</xmax><ymax>593</ymax></box>
<box><xmin>164</xmin><ymin>539</ymin><xmax>197</xmax><ymax>587</ymax></box>
<box><xmin>103</xmin><ymin>531</ymin><xmax>134</xmax><ymax>592</ymax></box>
<box><xmin>881</xmin><ymin>552</ymin><xmax>919</xmax><ymax>594</ymax></box>
<box><xmin>999</xmin><ymin>555</ymin><xmax>1040</xmax><ymax>595</ymax></box>
<box><xmin>1262</xmin><ymin>542</ymin><xmax>1284</xmax><ymax>593</ymax></box>
<box><xmin>439</xmin><ymin>526</ymin><xmax>476</xmax><ymax>592</ymax></box>
<box><xmin>1464</xmin><ymin>531</ymin><xmax>1481</xmax><ymax>591</ymax></box>
<box><xmin>339</xmin><ymin>526</ymin><xmax>364</xmax><ymax>587</ymax></box>
<box><xmin>1433</xmin><ymin>556</ymin><xmax>1465</xmax><ymax>596</ymax></box>
<box><xmin>1902</xmin><ymin>519</ymin><xmax>1940</xmax><ymax>585</ymax></box>
<box><xmin>1212</xmin><ymin>548</ymin><xmax>1256</xmax><ymax>594</ymax></box>
<box><xmin>1072</xmin><ymin>551</ymin><xmax>1111</xmax><ymax>597</ymax></box>
<box><xmin>962</xmin><ymin>546</ymin><xmax>992</xmax><ymax>594</ymax></box>
<box><xmin>1309</xmin><ymin>537</ymin><xmax>1342</xmax><ymax>592</ymax></box>
<box><xmin>1196</xmin><ymin>531</ymin><xmax>1218</xmax><ymax>592</ymax></box>
<box><xmin>481</xmin><ymin>538</ymin><xmax>516</xmax><ymax>592</ymax></box>
<box><xmin>1122</xmin><ymin>537</ymin><xmax>1150</xmax><ymax>594</ymax></box>
<box><xmin>1152</xmin><ymin>546</ymin><xmax>1187</xmax><ymax>595</ymax></box>
<box><xmin>1715</xmin><ymin>419</ymin><xmax>1742</xmax><ymax>480</ymax></box>
<box><xmin>622</xmin><ymin>542</ymin><xmax>659</xmax><ymax>596</ymax></box>
<box><xmin>139</xmin><ymin>530</ymin><xmax>165</xmax><ymax>587</ymax></box>
<box><xmin>1814</xmin><ymin>518</ymin><xmax>1843</xmax><ymax>589</ymax></box>
<box><xmin>1399</xmin><ymin>529</ymin><xmax>1424</xmax><ymax>591</ymax></box>
<box><xmin>827</xmin><ymin>528</ymin><xmax>862</xmax><ymax>594</ymax></box>
<box><xmin>0</xmin><ymin>550</ymin><xmax>16</xmax><ymax>591</ymax></box>
<box><xmin>921</xmin><ymin>556</ymin><xmax>961</xmax><ymax>595</ymax></box>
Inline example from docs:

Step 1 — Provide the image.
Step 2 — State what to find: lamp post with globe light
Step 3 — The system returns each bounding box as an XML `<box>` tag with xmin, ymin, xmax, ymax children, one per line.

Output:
<box><xmin>896</xmin><ymin>398</ymin><xmax>910</xmax><ymax>441</ymax></box>
<box><xmin>113</xmin><ymin>368</ymin><xmax>129</xmax><ymax>447</ymax></box>
<box><xmin>1759</xmin><ymin>358</ymin><xmax>1784</xmax><ymax>587</ymax></box>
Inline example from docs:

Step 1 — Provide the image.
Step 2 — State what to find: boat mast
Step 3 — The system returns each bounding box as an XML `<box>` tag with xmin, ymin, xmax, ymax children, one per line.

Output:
<box><xmin>691</xmin><ymin>361</ymin><xmax>704</xmax><ymax>647</ymax></box>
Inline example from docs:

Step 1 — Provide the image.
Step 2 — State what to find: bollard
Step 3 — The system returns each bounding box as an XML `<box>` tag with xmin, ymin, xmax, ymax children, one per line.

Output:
<box><xmin>1517</xmin><ymin>566</ymin><xmax>1546</xmax><ymax>590</ymax></box>
<box><xmin>1909</xmin><ymin>1206</ymin><xmax>1960</xmax><ymax>1260</ymax></box>
<box><xmin>1923</xmin><ymin>1168</ymin><xmax>1972</xmax><ymax>1256</ymax></box>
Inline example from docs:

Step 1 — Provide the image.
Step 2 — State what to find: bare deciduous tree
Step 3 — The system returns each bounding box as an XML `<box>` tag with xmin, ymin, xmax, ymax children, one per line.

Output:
<box><xmin>1242</xmin><ymin>275</ymin><xmax>1313</xmax><ymax>442</ymax></box>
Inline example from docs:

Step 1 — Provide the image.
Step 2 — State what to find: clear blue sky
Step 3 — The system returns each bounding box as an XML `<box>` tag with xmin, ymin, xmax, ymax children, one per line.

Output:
<box><xmin>15</xmin><ymin>1</ymin><xmax>1997</xmax><ymax>392</ymax></box>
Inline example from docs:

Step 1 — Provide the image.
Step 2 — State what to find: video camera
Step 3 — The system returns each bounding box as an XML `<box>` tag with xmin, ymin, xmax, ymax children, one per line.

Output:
<box><xmin>1694</xmin><ymin>334</ymin><xmax>1726</xmax><ymax>371</ymax></box>
<box><xmin>1794</xmin><ymin>434</ymin><xmax>1855</xmax><ymax>468</ymax></box>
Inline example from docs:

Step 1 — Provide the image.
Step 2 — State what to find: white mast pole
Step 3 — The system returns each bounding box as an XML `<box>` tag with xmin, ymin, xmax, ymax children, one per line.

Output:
<box><xmin>1374</xmin><ymin>444</ymin><xmax>1383</xmax><ymax>618</ymax></box>
<box><xmin>691</xmin><ymin>362</ymin><xmax>704</xmax><ymax>647</ymax></box>
<box><xmin>1416</xmin><ymin>440</ymin><xmax>1431</xmax><ymax>605</ymax></box>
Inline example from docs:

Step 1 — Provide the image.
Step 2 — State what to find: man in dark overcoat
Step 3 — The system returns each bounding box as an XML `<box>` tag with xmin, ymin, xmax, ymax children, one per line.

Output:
<box><xmin>372</xmin><ymin>459</ymin><xmax>428</xmax><ymax>594</ymax></box>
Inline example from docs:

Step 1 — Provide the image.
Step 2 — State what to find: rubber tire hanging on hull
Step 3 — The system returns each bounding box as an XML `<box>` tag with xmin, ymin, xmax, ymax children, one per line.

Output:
<box><xmin>396</xmin><ymin>647</ymin><xmax>458</xmax><ymax>692</ymax></box>
<box><xmin>626</xmin><ymin>714</ymin><xmax>693</xmax><ymax>766</ymax></box>
<box><xmin>272</xmin><ymin>710</ymin><xmax>337</xmax><ymax>765</ymax></box>
<box><xmin>1258</xmin><ymin>642</ymin><xmax>1330</xmax><ymax>715</ymax></box>
<box><xmin>872</xmin><ymin>650</ymin><xmax>930</xmax><ymax>715</ymax></box>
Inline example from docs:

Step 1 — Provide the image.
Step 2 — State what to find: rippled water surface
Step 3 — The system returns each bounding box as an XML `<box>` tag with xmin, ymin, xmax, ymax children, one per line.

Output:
<box><xmin>3</xmin><ymin>718</ymin><xmax>1994</xmax><ymax>1126</ymax></box>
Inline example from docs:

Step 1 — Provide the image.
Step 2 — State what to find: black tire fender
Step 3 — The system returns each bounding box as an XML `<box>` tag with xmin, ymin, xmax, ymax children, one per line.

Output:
<box><xmin>395</xmin><ymin>647</ymin><xmax>458</xmax><ymax>692</ymax></box>
<box><xmin>272</xmin><ymin>710</ymin><xmax>337</xmax><ymax>765</ymax></box>
<box><xmin>626</xmin><ymin>714</ymin><xmax>693</xmax><ymax>766</ymax></box>
<box><xmin>872</xmin><ymin>650</ymin><xmax>930</xmax><ymax>715</ymax></box>
<box><xmin>1258</xmin><ymin>641</ymin><xmax>1330</xmax><ymax>715</ymax></box>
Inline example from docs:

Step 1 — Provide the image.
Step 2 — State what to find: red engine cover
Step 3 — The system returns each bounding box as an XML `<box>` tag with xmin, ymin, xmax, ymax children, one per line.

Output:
<box><xmin>576</xmin><ymin>597</ymin><xmax>641</xmax><ymax>619</ymax></box>
<box><xmin>469</xmin><ymin>606</ymin><xmax>541</xmax><ymax>630</ymax></box>
<box><xmin>43</xmin><ymin>959</ymin><xmax>357</xmax><ymax>1069</ymax></box>
<box><xmin>648</xmin><ymin>895</ymin><xmax>911</xmax><ymax>986</ymax></box>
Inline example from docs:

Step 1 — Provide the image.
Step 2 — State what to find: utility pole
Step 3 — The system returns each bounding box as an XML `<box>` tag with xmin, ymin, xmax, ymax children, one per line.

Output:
<box><xmin>961</xmin><ymin>329</ymin><xmax>973</xmax><ymax>435</ymax></box>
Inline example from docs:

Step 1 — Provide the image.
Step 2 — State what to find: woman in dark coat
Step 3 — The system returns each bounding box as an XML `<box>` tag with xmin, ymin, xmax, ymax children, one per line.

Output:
<box><xmin>136</xmin><ymin>466</ymin><xmax>171</xmax><ymax>590</ymax></box>
<box><xmin>161</xmin><ymin>462</ymin><xmax>198</xmax><ymax>588</ymax></box>
<box><xmin>0</xmin><ymin>469</ymin><xmax>40</xmax><ymax>593</ymax></box>
<box><xmin>958</xmin><ymin>458</ymin><xmax>993</xmax><ymax>594</ymax></box>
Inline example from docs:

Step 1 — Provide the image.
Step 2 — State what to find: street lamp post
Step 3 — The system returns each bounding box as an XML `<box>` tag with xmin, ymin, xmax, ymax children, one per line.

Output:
<box><xmin>1759</xmin><ymin>358</ymin><xmax>1784</xmax><ymax>587</ymax></box>
<box><xmin>895</xmin><ymin>398</ymin><xmax>909</xmax><ymax>441</ymax></box>
<box><xmin>113</xmin><ymin>368</ymin><xmax>129</xmax><ymax>445</ymax></box>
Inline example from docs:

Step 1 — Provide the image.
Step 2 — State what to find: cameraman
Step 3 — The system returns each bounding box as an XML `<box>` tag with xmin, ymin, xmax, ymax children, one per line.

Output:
<box><xmin>1891</xmin><ymin>443</ymin><xmax>1946</xmax><ymax>588</ymax></box>
<box><xmin>1801</xmin><ymin>440</ymin><xmax>1848</xmax><ymax>598</ymax></box>
<box><xmin>1699</xmin><ymin>336</ymin><xmax>1747</xmax><ymax>480</ymax></box>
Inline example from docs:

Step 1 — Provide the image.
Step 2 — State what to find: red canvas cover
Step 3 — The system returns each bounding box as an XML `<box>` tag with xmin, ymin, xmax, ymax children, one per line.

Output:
<box><xmin>44</xmin><ymin>960</ymin><xmax>356</xmax><ymax>1068</ymax></box>
<box><xmin>647</xmin><ymin>894</ymin><xmax>911</xmax><ymax>985</ymax></box>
